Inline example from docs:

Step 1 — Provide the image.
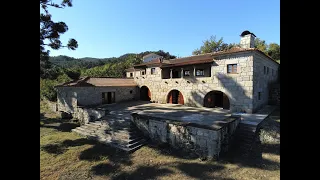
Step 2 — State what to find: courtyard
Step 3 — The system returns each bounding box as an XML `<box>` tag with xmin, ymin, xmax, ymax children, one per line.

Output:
<box><xmin>40</xmin><ymin>101</ymin><xmax>280</xmax><ymax>180</ymax></box>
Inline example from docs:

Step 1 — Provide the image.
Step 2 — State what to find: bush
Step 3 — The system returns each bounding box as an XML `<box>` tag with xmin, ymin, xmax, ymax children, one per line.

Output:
<box><xmin>40</xmin><ymin>74</ymin><xmax>72</xmax><ymax>102</ymax></box>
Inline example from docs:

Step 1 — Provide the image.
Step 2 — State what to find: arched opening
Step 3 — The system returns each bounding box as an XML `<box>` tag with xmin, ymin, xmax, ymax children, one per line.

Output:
<box><xmin>167</xmin><ymin>90</ymin><xmax>184</xmax><ymax>105</ymax></box>
<box><xmin>203</xmin><ymin>91</ymin><xmax>230</xmax><ymax>109</ymax></box>
<box><xmin>140</xmin><ymin>86</ymin><xmax>151</xmax><ymax>101</ymax></box>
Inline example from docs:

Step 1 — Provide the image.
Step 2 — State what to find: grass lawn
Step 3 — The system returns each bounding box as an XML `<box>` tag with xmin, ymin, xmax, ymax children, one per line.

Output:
<box><xmin>40</xmin><ymin>101</ymin><xmax>280</xmax><ymax>180</ymax></box>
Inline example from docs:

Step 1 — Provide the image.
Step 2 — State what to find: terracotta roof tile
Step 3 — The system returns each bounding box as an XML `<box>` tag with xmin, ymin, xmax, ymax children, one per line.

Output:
<box><xmin>56</xmin><ymin>77</ymin><xmax>137</xmax><ymax>87</ymax></box>
<box><xmin>133</xmin><ymin>47</ymin><xmax>278</xmax><ymax>68</ymax></box>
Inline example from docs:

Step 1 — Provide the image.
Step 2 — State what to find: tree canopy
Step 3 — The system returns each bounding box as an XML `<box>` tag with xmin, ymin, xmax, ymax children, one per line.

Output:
<box><xmin>40</xmin><ymin>0</ymin><xmax>78</xmax><ymax>79</ymax></box>
<box><xmin>193</xmin><ymin>35</ymin><xmax>280</xmax><ymax>62</ymax></box>
<box><xmin>192</xmin><ymin>36</ymin><xmax>238</xmax><ymax>55</ymax></box>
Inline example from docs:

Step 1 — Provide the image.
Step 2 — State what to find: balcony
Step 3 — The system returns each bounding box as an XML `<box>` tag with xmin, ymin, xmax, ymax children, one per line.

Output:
<box><xmin>161</xmin><ymin>65</ymin><xmax>211</xmax><ymax>79</ymax></box>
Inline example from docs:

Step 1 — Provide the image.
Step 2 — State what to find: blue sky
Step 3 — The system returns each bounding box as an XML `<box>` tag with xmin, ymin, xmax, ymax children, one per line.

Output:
<box><xmin>46</xmin><ymin>0</ymin><xmax>280</xmax><ymax>58</ymax></box>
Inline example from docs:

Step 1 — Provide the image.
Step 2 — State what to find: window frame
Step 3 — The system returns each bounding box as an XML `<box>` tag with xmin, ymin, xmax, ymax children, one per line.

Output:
<box><xmin>184</xmin><ymin>70</ymin><xmax>191</xmax><ymax>76</ymax></box>
<box><xmin>196</xmin><ymin>69</ymin><xmax>205</xmax><ymax>76</ymax></box>
<box><xmin>227</xmin><ymin>64</ymin><xmax>238</xmax><ymax>74</ymax></box>
<box><xmin>151</xmin><ymin>68</ymin><xmax>156</xmax><ymax>75</ymax></box>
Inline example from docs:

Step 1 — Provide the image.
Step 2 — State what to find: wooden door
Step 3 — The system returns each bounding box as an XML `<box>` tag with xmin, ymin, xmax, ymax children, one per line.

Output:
<box><xmin>168</xmin><ymin>91</ymin><xmax>173</xmax><ymax>103</ymax></box>
<box><xmin>178</xmin><ymin>91</ymin><xmax>184</xmax><ymax>105</ymax></box>
<box><xmin>147</xmin><ymin>89</ymin><xmax>151</xmax><ymax>100</ymax></box>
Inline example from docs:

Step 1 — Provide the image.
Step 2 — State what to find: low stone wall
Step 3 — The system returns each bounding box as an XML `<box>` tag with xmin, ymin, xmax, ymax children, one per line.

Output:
<box><xmin>131</xmin><ymin>113</ymin><xmax>241</xmax><ymax>160</ymax></box>
<box><xmin>47</xmin><ymin>101</ymin><xmax>58</xmax><ymax>112</ymax></box>
<box><xmin>74</xmin><ymin>107</ymin><xmax>107</xmax><ymax>125</ymax></box>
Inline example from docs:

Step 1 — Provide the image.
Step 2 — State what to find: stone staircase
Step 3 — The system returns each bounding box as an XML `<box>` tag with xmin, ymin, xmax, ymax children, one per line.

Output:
<box><xmin>232</xmin><ymin>123</ymin><xmax>258</xmax><ymax>152</ymax></box>
<box><xmin>230</xmin><ymin>106</ymin><xmax>277</xmax><ymax>153</ymax></box>
<box><xmin>72</xmin><ymin>113</ymin><xmax>148</xmax><ymax>152</ymax></box>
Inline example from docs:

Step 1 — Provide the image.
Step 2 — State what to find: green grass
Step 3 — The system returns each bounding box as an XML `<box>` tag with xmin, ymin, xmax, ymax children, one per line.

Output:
<box><xmin>40</xmin><ymin>102</ymin><xmax>280</xmax><ymax>180</ymax></box>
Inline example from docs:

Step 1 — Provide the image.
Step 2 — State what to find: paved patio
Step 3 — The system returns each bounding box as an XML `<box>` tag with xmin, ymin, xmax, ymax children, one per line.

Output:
<box><xmin>99</xmin><ymin>101</ymin><xmax>231</xmax><ymax>127</ymax></box>
<box><xmin>98</xmin><ymin>101</ymin><xmax>277</xmax><ymax>128</ymax></box>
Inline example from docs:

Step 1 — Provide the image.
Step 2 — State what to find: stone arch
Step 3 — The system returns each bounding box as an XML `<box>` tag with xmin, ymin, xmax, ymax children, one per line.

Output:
<box><xmin>140</xmin><ymin>86</ymin><xmax>151</xmax><ymax>101</ymax></box>
<box><xmin>167</xmin><ymin>89</ymin><xmax>184</xmax><ymax>105</ymax></box>
<box><xmin>203</xmin><ymin>90</ymin><xmax>230</xmax><ymax>109</ymax></box>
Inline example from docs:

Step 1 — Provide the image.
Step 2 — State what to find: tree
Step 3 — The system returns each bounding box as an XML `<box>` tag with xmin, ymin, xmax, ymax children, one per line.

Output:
<box><xmin>192</xmin><ymin>36</ymin><xmax>238</xmax><ymax>55</ymax></box>
<box><xmin>254</xmin><ymin>38</ymin><xmax>268</xmax><ymax>53</ymax></box>
<box><xmin>40</xmin><ymin>0</ymin><xmax>78</xmax><ymax>79</ymax></box>
<box><xmin>267</xmin><ymin>43</ymin><xmax>280</xmax><ymax>61</ymax></box>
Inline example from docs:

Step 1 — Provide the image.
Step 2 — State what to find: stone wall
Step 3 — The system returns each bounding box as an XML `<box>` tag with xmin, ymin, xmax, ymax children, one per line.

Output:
<box><xmin>56</xmin><ymin>86</ymin><xmax>138</xmax><ymax>112</ymax></box>
<box><xmin>134</xmin><ymin>51</ymin><xmax>255</xmax><ymax>113</ymax></box>
<box><xmin>252</xmin><ymin>52</ymin><xmax>279</xmax><ymax>112</ymax></box>
<box><xmin>56</xmin><ymin>89</ymin><xmax>77</xmax><ymax>113</ymax></box>
<box><xmin>74</xmin><ymin>107</ymin><xmax>107</xmax><ymax>125</ymax></box>
<box><xmin>131</xmin><ymin>113</ymin><xmax>241</xmax><ymax>159</ymax></box>
<box><xmin>269</xmin><ymin>83</ymin><xmax>280</xmax><ymax>105</ymax></box>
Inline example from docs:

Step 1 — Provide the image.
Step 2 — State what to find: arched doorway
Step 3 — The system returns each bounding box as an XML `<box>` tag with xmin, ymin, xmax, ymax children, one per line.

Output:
<box><xmin>167</xmin><ymin>90</ymin><xmax>184</xmax><ymax>105</ymax></box>
<box><xmin>203</xmin><ymin>91</ymin><xmax>230</xmax><ymax>109</ymax></box>
<box><xmin>140</xmin><ymin>86</ymin><xmax>151</xmax><ymax>101</ymax></box>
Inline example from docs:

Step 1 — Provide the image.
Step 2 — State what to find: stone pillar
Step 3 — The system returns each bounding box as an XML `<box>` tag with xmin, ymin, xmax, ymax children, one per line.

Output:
<box><xmin>133</xmin><ymin>68</ymin><xmax>136</xmax><ymax>78</ymax></box>
<box><xmin>181</xmin><ymin>68</ymin><xmax>184</xmax><ymax>78</ymax></box>
<box><xmin>170</xmin><ymin>69</ymin><xmax>173</xmax><ymax>79</ymax></box>
<box><xmin>193</xmin><ymin>66</ymin><xmax>196</xmax><ymax>77</ymax></box>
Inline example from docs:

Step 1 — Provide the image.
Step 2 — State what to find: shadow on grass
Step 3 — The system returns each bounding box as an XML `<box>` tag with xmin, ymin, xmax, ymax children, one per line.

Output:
<box><xmin>41</xmin><ymin>138</ymin><xmax>96</xmax><ymax>155</ymax></box>
<box><xmin>91</xmin><ymin>163</ymin><xmax>120</xmax><ymax>176</ymax></box>
<box><xmin>111</xmin><ymin>165</ymin><xmax>174</xmax><ymax>180</ymax></box>
<box><xmin>80</xmin><ymin>143</ymin><xmax>133</xmax><ymax>165</ymax></box>
<box><xmin>176</xmin><ymin>162</ymin><xmax>234</xmax><ymax>180</ymax></box>
<box><xmin>41</xmin><ymin>143</ymin><xmax>66</xmax><ymax>155</ymax></box>
<box><xmin>40</xmin><ymin>113</ymin><xmax>79</xmax><ymax>132</ymax></box>
<box><xmin>146</xmin><ymin>142</ymin><xmax>199</xmax><ymax>160</ymax></box>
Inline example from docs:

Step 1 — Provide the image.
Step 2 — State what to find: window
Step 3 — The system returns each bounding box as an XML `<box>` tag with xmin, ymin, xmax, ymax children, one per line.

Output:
<box><xmin>227</xmin><ymin>64</ymin><xmax>237</xmax><ymax>73</ymax></box>
<box><xmin>267</xmin><ymin>67</ymin><xmax>269</xmax><ymax>74</ymax></box>
<box><xmin>151</xmin><ymin>68</ymin><xmax>155</xmax><ymax>74</ymax></box>
<box><xmin>130</xmin><ymin>73</ymin><xmax>133</xmax><ymax>77</ymax></box>
<box><xmin>130</xmin><ymin>90</ymin><xmax>133</xmax><ymax>94</ymax></box>
<box><xmin>196</xmin><ymin>69</ymin><xmax>204</xmax><ymax>76</ymax></box>
<box><xmin>258</xmin><ymin>92</ymin><xmax>261</xmax><ymax>100</ymax></box>
<box><xmin>141</xmin><ymin>71</ymin><xmax>145</xmax><ymax>75</ymax></box>
<box><xmin>264</xmin><ymin>66</ymin><xmax>266</xmax><ymax>74</ymax></box>
<box><xmin>272</xmin><ymin>69</ymin><xmax>274</xmax><ymax>76</ymax></box>
<box><xmin>184</xmin><ymin>70</ymin><xmax>190</xmax><ymax>76</ymax></box>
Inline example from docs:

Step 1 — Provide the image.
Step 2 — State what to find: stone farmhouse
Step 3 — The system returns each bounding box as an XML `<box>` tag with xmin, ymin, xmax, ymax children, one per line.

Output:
<box><xmin>56</xmin><ymin>31</ymin><xmax>279</xmax><ymax>116</ymax></box>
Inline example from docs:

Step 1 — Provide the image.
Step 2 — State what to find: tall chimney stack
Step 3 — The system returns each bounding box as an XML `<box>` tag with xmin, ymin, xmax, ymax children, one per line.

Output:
<box><xmin>240</xmin><ymin>30</ymin><xmax>256</xmax><ymax>48</ymax></box>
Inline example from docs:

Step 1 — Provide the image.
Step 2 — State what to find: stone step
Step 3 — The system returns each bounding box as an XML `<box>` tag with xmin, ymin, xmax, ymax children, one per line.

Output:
<box><xmin>239</xmin><ymin>123</ymin><xmax>257</xmax><ymax>127</ymax></box>
<box><xmin>127</xmin><ymin>139</ymin><xmax>147</xmax><ymax>149</ymax></box>
<box><xmin>236</xmin><ymin>137</ymin><xmax>254</xmax><ymax>144</ymax></box>
<box><xmin>75</xmin><ymin>127</ymin><xmax>95</xmax><ymax>134</ymax></box>
<box><xmin>239</xmin><ymin>144</ymin><xmax>252</xmax><ymax>151</ymax></box>
<box><xmin>236</xmin><ymin>130</ymin><xmax>255</xmax><ymax>136</ymax></box>
<box><xmin>81</xmin><ymin>125</ymin><xmax>103</xmax><ymax>132</ymax></box>
<box><xmin>85</xmin><ymin>123</ymin><xmax>105</xmax><ymax>129</ymax></box>
<box><xmin>239</xmin><ymin>125</ymin><xmax>257</xmax><ymax>130</ymax></box>
<box><xmin>236</xmin><ymin>133</ymin><xmax>255</xmax><ymax>140</ymax></box>
<box><xmin>128</xmin><ymin>136</ymin><xmax>144</xmax><ymax>144</ymax></box>
<box><xmin>72</xmin><ymin>128</ymin><xmax>92</xmax><ymax>137</ymax></box>
<box><xmin>90</xmin><ymin>121</ymin><xmax>110</xmax><ymax>127</ymax></box>
<box><xmin>88</xmin><ymin>134</ymin><xmax>112</xmax><ymax>142</ymax></box>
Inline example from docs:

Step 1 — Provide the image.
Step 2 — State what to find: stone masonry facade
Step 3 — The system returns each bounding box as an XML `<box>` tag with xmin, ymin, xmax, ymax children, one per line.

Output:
<box><xmin>127</xmin><ymin>50</ymin><xmax>279</xmax><ymax>113</ymax></box>
<box><xmin>131</xmin><ymin>113</ymin><xmax>241</xmax><ymax>159</ymax></box>
<box><xmin>56</xmin><ymin>86</ymin><xmax>138</xmax><ymax>113</ymax></box>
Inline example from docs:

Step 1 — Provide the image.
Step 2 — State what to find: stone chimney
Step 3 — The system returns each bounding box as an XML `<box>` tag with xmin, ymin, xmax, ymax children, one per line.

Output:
<box><xmin>240</xmin><ymin>30</ymin><xmax>256</xmax><ymax>48</ymax></box>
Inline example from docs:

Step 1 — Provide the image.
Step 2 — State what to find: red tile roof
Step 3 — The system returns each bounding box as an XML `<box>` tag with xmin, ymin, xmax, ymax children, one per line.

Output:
<box><xmin>133</xmin><ymin>48</ymin><xmax>278</xmax><ymax>68</ymax></box>
<box><xmin>55</xmin><ymin>77</ymin><xmax>137</xmax><ymax>87</ymax></box>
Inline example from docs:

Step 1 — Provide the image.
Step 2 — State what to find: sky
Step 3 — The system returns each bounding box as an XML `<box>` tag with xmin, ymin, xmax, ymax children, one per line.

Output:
<box><xmin>45</xmin><ymin>0</ymin><xmax>280</xmax><ymax>59</ymax></box>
